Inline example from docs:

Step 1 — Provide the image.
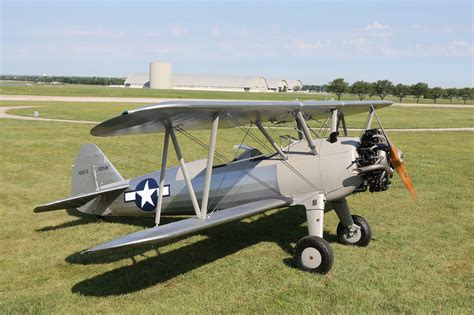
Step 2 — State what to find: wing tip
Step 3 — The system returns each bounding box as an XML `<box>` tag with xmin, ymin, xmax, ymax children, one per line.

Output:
<box><xmin>33</xmin><ymin>205</ymin><xmax>66</xmax><ymax>213</ymax></box>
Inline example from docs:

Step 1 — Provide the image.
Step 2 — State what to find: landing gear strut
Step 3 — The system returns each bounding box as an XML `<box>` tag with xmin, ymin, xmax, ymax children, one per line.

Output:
<box><xmin>337</xmin><ymin>215</ymin><xmax>372</xmax><ymax>247</ymax></box>
<box><xmin>333</xmin><ymin>198</ymin><xmax>372</xmax><ymax>247</ymax></box>
<box><xmin>294</xmin><ymin>193</ymin><xmax>334</xmax><ymax>274</ymax></box>
<box><xmin>293</xmin><ymin>195</ymin><xmax>373</xmax><ymax>274</ymax></box>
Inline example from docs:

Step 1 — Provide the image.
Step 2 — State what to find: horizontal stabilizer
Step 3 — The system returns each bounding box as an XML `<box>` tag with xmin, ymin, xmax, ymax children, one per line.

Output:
<box><xmin>34</xmin><ymin>183</ymin><xmax>129</xmax><ymax>213</ymax></box>
<box><xmin>85</xmin><ymin>197</ymin><xmax>292</xmax><ymax>253</ymax></box>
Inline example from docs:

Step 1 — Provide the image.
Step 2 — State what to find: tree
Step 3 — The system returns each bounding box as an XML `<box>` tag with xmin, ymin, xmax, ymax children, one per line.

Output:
<box><xmin>392</xmin><ymin>83</ymin><xmax>409</xmax><ymax>103</ymax></box>
<box><xmin>443</xmin><ymin>88</ymin><xmax>458</xmax><ymax>104</ymax></box>
<box><xmin>293</xmin><ymin>85</ymin><xmax>301</xmax><ymax>92</ymax></box>
<box><xmin>326</xmin><ymin>78</ymin><xmax>348</xmax><ymax>100</ymax></box>
<box><xmin>428</xmin><ymin>87</ymin><xmax>443</xmax><ymax>104</ymax></box>
<box><xmin>350</xmin><ymin>81</ymin><xmax>370</xmax><ymax>100</ymax></box>
<box><xmin>373</xmin><ymin>80</ymin><xmax>393</xmax><ymax>100</ymax></box>
<box><xmin>410</xmin><ymin>82</ymin><xmax>429</xmax><ymax>103</ymax></box>
<box><xmin>458</xmin><ymin>87</ymin><xmax>473</xmax><ymax>104</ymax></box>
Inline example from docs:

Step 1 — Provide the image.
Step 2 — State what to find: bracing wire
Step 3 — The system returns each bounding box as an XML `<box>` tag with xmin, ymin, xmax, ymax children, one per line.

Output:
<box><xmin>175</xmin><ymin>127</ymin><xmax>282</xmax><ymax>198</ymax></box>
<box><xmin>225</xmin><ymin>114</ymin><xmax>318</xmax><ymax>190</ymax></box>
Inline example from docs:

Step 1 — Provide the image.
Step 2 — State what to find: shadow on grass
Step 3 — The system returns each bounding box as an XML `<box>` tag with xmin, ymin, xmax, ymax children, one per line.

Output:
<box><xmin>36</xmin><ymin>208</ymin><xmax>183</xmax><ymax>232</ymax></box>
<box><xmin>71</xmin><ymin>206</ymin><xmax>339</xmax><ymax>297</ymax></box>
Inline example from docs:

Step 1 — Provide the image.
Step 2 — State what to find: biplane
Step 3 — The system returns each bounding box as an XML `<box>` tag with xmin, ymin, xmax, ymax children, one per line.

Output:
<box><xmin>35</xmin><ymin>99</ymin><xmax>415</xmax><ymax>274</ymax></box>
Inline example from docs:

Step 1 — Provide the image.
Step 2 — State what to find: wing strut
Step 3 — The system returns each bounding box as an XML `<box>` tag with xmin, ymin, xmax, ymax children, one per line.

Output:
<box><xmin>200</xmin><ymin>113</ymin><xmax>219</xmax><ymax>219</ymax></box>
<box><xmin>295</xmin><ymin>111</ymin><xmax>317</xmax><ymax>155</ymax></box>
<box><xmin>337</xmin><ymin>111</ymin><xmax>348</xmax><ymax>136</ymax></box>
<box><xmin>155</xmin><ymin>128</ymin><xmax>170</xmax><ymax>225</ymax></box>
<box><xmin>255</xmin><ymin>120</ymin><xmax>287</xmax><ymax>160</ymax></box>
<box><xmin>170</xmin><ymin>128</ymin><xmax>202</xmax><ymax>218</ymax></box>
<box><xmin>329</xmin><ymin>109</ymin><xmax>339</xmax><ymax>143</ymax></box>
<box><xmin>364</xmin><ymin>107</ymin><xmax>375</xmax><ymax>131</ymax></box>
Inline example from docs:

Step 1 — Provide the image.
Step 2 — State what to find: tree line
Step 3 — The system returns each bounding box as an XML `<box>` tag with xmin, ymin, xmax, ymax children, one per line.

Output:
<box><xmin>318</xmin><ymin>78</ymin><xmax>473</xmax><ymax>104</ymax></box>
<box><xmin>1</xmin><ymin>75</ymin><xmax>125</xmax><ymax>86</ymax></box>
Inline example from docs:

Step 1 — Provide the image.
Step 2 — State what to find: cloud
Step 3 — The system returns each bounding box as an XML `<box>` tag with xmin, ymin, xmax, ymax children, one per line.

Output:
<box><xmin>447</xmin><ymin>40</ymin><xmax>474</xmax><ymax>55</ymax></box>
<box><xmin>292</xmin><ymin>39</ymin><xmax>332</xmax><ymax>54</ymax></box>
<box><xmin>379</xmin><ymin>47</ymin><xmax>412</xmax><ymax>58</ymax></box>
<box><xmin>365</xmin><ymin>22</ymin><xmax>391</xmax><ymax>31</ymax></box>
<box><xmin>450</xmin><ymin>40</ymin><xmax>470</xmax><ymax>48</ymax></box>
<box><xmin>377</xmin><ymin>40</ymin><xmax>474</xmax><ymax>59</ymax></box>
<box><xmin>411</xmin><ymin>24</ymin><xmax>472</xmax><ymax>34</ymax></box>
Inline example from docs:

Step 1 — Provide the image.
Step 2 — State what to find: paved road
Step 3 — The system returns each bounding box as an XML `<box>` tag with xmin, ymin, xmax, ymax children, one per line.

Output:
<box><xmin>0</xmin><ymin>95</ymin><xmax>473</xmax><ymax>108</ymax></box>
<box><xmin>0</xmin><ymin>95</ymin><xmax>168</xmax><ymax>103</ymax></box>
<box><xmin>1</xmin><ymin>106</ymin><xmax>472</xmax><ymax>132</ymax></box>
<box><xmin>0</xmin><ymin>106</ymin><xmax>96</xmax><ymax>124</ymax></box>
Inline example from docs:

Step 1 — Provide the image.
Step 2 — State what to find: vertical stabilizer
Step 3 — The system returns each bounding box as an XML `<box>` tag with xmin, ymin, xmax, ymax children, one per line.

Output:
<box><xmin>71</xmin><ymin>144</ymin><xmax>124</xmax><ymax>195</ymax></box>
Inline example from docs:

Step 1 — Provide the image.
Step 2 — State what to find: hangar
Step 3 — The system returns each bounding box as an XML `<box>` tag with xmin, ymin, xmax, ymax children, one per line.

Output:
<box><xmin>124</xmin><ymin>73</ymin><xmax>150</xmax><ymax>89</ymax></box>
<box><xmin>172</xmin><ymin>75</ymin><xmax>269</xmax><ymax>92</ymax></box>
<box><xmin>124</xmin><ymin>62</ymin><xmax>303</xmax><ymax>92</ymax></box>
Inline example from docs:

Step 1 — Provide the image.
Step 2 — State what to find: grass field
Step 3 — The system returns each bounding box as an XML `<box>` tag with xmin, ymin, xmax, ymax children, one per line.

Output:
<box><xmin>4</xmin><ymin>100</ymin><xmax>474</xmax><ymax>129</ymax></box>
<box><xmin>0</xmin><ymin>102</ymin><xmax>473</xmax><ymax>313</ymax></box>
<box><xmin>1</xmin><ymin>84</ymin><xmax>473</xmax><ymax>105</ymax></box>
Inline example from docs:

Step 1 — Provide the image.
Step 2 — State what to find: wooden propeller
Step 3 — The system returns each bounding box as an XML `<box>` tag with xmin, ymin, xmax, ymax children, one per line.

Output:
<box><xmin>371</xmin><ymin>106</ymin><xmax>417</xmax><ymax>201</ymax></box>
<box><xmin>388</xmin><ymin>141</ymin><xmax>417</xmax><ymax>201</ymax></box>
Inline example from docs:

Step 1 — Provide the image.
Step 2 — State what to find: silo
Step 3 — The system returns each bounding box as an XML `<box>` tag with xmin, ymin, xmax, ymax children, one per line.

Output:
<box><xmin>149</xmin><ymin>62</ymin><xmax>172</xmax><ymax>89</ymax></box>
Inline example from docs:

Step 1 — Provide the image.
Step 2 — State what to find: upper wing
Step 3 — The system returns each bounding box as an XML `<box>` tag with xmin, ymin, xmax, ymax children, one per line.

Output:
<box><xmin>91</xmin><ymin>100</ymin><xmax>392</xmax><ymax>137</ymax></box>
<box><xmin>84</xmin><ymin>197</ymin><xmax>292</xmax><ymax>253</ymax></box>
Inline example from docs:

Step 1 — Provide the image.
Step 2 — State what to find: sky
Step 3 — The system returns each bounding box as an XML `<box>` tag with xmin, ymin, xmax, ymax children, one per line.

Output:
<box><xmin>1</xmin><ymin>0</ymin><xmax>473</xmax><ymax>87</ymax></box>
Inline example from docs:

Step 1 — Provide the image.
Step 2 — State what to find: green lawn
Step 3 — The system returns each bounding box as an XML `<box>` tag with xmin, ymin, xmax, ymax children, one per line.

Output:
<box><xmin>0</xmin><ymin>114</ymin><xmax>472</xmax><ymax>312</ymax></box>
<box><xmin>1</xmin><ymin>84</ymin><xmax>472</xmax><ymax>105</ymax></box>
<box><xmin>4</xmin><ymin>100</ymin><xmax>474</xmax><ymax>129</ymax></box>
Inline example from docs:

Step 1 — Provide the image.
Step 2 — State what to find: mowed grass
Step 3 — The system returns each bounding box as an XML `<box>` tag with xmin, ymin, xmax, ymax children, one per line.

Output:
<box><xmin>1</xmin><ymin>84</ymin><xmax>472</xmax><ymax>105</ymax></box>
<box><xmin>4</xmin><ymin>100</ymin><xmax>474</xmax><ymax>129</ymax></box>
<box><xmin>0</xmin><ymin>111</ymin><xmax>473</xmax><ymax>312</ymax></box>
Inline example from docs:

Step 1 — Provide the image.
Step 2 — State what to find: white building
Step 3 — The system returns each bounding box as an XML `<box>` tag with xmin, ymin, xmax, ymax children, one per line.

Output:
<box><xmin>124</xmin><ymin>62</ymin><xmax>303</xmax><ymax>92</ymax></box>
<box><xmin>124</xmin><ymin>73</ymin><xmax>150</xmax><ymax>88</ymax></box>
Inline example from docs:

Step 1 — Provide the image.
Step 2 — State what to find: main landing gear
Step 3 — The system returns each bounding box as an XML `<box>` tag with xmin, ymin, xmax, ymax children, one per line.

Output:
<box><xmin>294</xmin><ymin>195</ymin><xmax>372</xmax><ymax>274</ymax></box>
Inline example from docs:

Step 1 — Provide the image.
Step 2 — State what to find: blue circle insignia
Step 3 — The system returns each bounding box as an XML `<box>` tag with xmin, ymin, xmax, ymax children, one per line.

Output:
<box><xmin>134</xmin><ymin>178</ymin><xmax>158</xmax><ymax>211</ymax></box>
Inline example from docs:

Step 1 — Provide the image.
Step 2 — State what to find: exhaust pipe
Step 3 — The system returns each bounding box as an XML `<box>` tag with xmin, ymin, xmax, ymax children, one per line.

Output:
<box><xmin>354</xmin><ymin>150</ymin><xmax>393</xmax><ymax>176</ymax></box>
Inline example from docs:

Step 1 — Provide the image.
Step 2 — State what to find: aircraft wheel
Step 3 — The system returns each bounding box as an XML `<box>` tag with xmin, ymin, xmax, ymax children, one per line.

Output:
<box><xmin>337</xmin><ymin>215</ymin><xmax>372</xmax><ymax>247</ymax></box>
<box><xmin>294</xmin><ymin>236</ymin><xmax>334</xmax><ymax>274</ymax></box>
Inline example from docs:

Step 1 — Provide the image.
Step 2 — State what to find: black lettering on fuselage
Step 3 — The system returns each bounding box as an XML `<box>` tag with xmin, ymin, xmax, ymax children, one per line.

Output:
<box><xmin>78</xmin><ymin>169</ymin><xmax>89</xmax><ymax>175</ymax></box>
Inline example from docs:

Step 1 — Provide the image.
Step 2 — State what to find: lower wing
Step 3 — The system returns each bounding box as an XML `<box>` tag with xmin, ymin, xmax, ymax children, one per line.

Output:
<box><xmin>84</xmin><ymin>197</ymin><xmax>292</xmax><ymax>253</ymax></box>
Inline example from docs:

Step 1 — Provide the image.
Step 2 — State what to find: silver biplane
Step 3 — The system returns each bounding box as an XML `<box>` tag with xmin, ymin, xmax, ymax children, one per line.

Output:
<box><xmin>35</xmin><ymin>100</ymin><xmax>415</xmax><ymax>274</ymax></box>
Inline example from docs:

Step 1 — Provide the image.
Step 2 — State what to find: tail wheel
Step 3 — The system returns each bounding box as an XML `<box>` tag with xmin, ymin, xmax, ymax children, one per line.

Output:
<box><xmin>337</xmin><ymin>215</ymin><xmax>372</xmax><ymax>247</ymax></box>
<box><xmin>294</xmin><ymin>236</ymin><xmax>334</xmax><ymax>274</ymax></box>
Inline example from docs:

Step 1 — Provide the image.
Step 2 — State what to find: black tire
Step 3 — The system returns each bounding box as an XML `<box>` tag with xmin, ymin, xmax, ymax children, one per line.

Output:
<box><xmin>337</xmin><ymin>215</ymin><xmax>372</xmax><ymax>247</ymax></box>
<box><xmin>294</xmin><ymin>236</ymin><xmax>334</xmax><ymax>274</ymax></box>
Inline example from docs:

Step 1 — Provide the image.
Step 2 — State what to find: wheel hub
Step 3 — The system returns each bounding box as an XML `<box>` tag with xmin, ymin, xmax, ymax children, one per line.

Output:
<box><xmin>301</xmin><ymin>247</ymin><xmax>322</xmax><ymax>269</ymax></box>
<box><xmin>344</xmin><ymin>225</ymin><xmax>362</xmax><ymax>243</ymax></box>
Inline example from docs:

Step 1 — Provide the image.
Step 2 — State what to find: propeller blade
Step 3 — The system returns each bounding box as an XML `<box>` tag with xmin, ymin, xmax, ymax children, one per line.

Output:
<box><xmin>389</xmin><ymin>143</ymin><xmax>417</xmax><ymax>201</ymax></box>
<box><xmin>370</xmin><ymin>106</ymin><xmax>416</xmax><ymax>201</ymax></box>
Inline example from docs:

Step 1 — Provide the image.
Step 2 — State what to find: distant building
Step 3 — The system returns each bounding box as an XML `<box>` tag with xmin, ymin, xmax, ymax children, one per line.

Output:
<box><xmin>124</xmin><ymin>62</ymin><xmax>303</xmax><ymax>92</ymax></box>
<box><xmin>172</xmin><ymin>75</ymin><xmax>269</xmax><ymax>92</ymax></box>
<box><xmin>124</xmin><ymin>73</ymin><xmax>150</xmax><ymax>88</ymax></box>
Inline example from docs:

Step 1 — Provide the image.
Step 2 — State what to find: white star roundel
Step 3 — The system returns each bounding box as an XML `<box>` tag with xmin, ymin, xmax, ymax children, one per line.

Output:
<box><xmin>124</xmin><ymin>178</ymin><xmax>170</xmax><ymax>211</ymax></box>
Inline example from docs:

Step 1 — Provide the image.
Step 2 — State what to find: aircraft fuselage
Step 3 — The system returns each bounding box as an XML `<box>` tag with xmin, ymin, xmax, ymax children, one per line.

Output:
<box><xmin>104</xmin><ymin>137</ymin><xmax>362</xmax><ymax>217</ymax></box>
